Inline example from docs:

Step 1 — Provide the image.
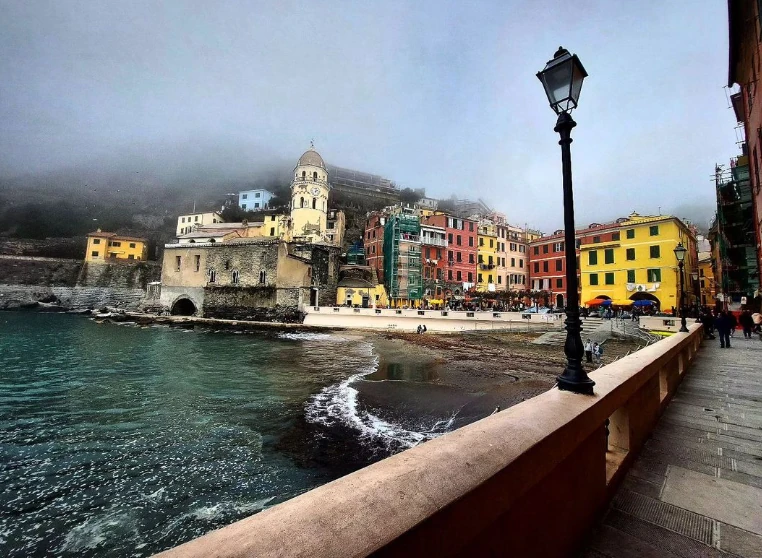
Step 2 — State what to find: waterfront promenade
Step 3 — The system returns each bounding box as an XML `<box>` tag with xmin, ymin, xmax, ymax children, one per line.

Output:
<box><xmin>585</xmin><ymin>338</ymin><xmax>762</xmax><ymax>557</ymax></box>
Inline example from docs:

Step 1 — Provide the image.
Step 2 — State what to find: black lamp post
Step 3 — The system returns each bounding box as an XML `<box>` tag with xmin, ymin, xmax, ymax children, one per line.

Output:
<box><xmin>673</xmin><ymin>242</ymin><xmax>689</xmax><ymax>332</ymax></box>
<box><xmin>537</xmin><ymin>47</ymin><xmax>594</xmax><ymax>395</ymax></box>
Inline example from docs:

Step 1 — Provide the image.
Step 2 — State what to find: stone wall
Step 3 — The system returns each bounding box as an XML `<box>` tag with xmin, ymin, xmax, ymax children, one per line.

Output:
<box><xmin>77</xmin><ymin>260</ymin><xmax>161</xmax><ymax>289</ymax></box>
<box><xmin>0</xmin><ymin>255</ymin><xmax>83</xmax><ymax>286</ymax></box>
<box><xmin>0</xmin><ymin>284</ymin><xmax>146</xmax><ymax>311</ymax></box>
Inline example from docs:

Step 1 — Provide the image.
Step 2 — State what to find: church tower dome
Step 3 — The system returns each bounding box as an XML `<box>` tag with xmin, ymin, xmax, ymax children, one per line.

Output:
<box><xmin>290</xmin><ymin>143</ymin><xmax>330</xmax><ymax>243</ymax></box>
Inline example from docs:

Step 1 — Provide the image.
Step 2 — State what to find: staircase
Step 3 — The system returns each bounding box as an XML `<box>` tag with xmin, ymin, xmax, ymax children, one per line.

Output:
<box><xmin>532</xmin><ymin>315</ymin><xmax>610</xmax><ymax>346</ymax></box>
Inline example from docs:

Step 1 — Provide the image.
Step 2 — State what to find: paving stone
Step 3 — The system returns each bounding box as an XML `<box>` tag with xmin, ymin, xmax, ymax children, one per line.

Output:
<box><xmin>588</xmin><ymin>524</ymin><xmax>683</xmax><ymax>558</ymax></box>
<box><xmin>719</xmin><ymin>524</ymin><xmax>762</xmax><ymax>558</ymax></box>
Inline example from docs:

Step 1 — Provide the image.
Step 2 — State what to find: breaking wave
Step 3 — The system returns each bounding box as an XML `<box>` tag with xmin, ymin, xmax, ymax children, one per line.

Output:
<box><xmin>305</xmin><ymin>343</ymin><xmax>458</xmax><ymax>450</ymax></box>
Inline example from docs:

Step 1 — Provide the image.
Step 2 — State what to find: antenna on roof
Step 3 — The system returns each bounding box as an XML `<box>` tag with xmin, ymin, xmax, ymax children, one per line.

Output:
<box><xmin>310</xmin><ymin>138</ymin><xmax>315</xmax><ymax>149</ymax></box>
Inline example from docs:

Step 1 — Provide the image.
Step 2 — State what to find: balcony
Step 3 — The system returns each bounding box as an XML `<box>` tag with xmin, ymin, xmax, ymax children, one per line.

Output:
<box><xmin>421</xmin><ymin>237</ymin><xmax>447</xmax><ymax>247</ymax></box>
<box><xmin>479</xmin><ymin>263</ymin><xmax>496</xmax><ymax>270</ymax></box>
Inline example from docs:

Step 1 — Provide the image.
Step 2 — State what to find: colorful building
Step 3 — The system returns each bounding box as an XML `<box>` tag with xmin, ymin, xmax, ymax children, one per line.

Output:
<box><xmin>364</xmin><ymin>211</ymin><xmax>386</xmax><ymax>283</ymax></box>
<box><xmin>176</xmin><ymin>211</ymin><xmax>223</xmax><ymax>236</ymax></box>
<box><xmin>238</xmin><ymin>189</ymin><xmax>274</xmax><ymax>211</ymax></box>
<box><xmin>422</xmin><ymin>213</ymin><xmax>478</xmax><ymax>289</ymax></box>
<box><xmin>528</xmin><ymin>230</ymin><xmax>580</xmax><ymax>308</ymax></box>
<box><xmin>498</xmin><ymin>223</ymin><xmax>529</xmax><ymax>291</ymax></box>
<box><xmin>698</xmin><ymin>253</ymin><xmax>716</xmax><ymax>307</ymax></box>
<box><xmin>383</xmin><ymin>211</ymin><xmax>422</xmax><ymax>306</ymax></box>
<box><xmin>420</xmin><ymin>222</ymin><xmax>448</xmax><ymax>303</ymax></box>
<box><xmin>727</xmin><ymin>1</ymin><xmax>762</xmax><ymax>294</ymax></box>
<box><xmin>476</xmin><ymin>222</ymin><xmax>498</xmax><ymax>291</ymax></box>
<box><xmin>86</xmin><ymin>230</ymin><xmax>148</xmax><ymax>262</ymax></box>
<box><xmin>336</xmin><ymin>265</ymin><xmax>388</xmax><ymax>307</ymax></box>
<box><xmin>579</xmin><ymin>213</ymin><xmax>697</xmax><ymax>312</ymax></box>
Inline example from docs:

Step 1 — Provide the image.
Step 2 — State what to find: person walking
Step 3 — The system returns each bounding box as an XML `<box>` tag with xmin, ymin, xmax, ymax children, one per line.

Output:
<box><xmin>728</xmin><ymin>311</ymin><xmax>738</xmax><ymax>338</ymax></box>
<box><xmin>715</xmin><ymin>311</ymin><xmax>731</xmax><ymax>349</ymax></box>
<box><xmin>592</xmin><ymin>342</ymin><xmax>601</xmax><ymax>364</ymax></box>
<box><xmin>739</xmin><ymin>309</ymin><xmax>754</xmax><ymax>339</ymax></box>
<box><xmin>584</xmin><ymin>339</ymin><xmax>593</xmax><ymax>363</ymax></box>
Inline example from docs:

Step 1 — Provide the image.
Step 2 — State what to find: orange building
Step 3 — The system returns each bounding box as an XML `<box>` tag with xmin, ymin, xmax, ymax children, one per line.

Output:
<box><xmin>86</xmin><ymin>230</ymin><xmax>148</xmax><ymax>262</ymax></box>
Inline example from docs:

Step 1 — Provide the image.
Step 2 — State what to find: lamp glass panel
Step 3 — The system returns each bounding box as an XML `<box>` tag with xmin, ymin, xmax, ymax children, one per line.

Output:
<box><xmin>543</xmin><ymin>59</ymin><xmax>573</xmax><ymax>111</ymax></box>
<box><xmin>570</xmin><ymin>60</ymin><xmax>585</xmax><ymax>109</ymax></box>
<box><xmin>673</xmin><ymin>244</ymin><xmax>687</xmax><ymax>262</ymax></box>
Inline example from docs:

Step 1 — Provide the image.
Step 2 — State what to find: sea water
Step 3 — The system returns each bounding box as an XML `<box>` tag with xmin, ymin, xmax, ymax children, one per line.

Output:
<box><xmin>0</xmin><ymin>312</ymin><xmax>440</xmax><ymax>557</ymax></box>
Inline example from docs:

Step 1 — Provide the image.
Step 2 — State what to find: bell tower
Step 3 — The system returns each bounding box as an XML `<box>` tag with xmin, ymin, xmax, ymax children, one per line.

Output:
<box><xmin>290</xmin><ymin>143</ymin><xmax>330</xmax><ymax>243</ymax></box>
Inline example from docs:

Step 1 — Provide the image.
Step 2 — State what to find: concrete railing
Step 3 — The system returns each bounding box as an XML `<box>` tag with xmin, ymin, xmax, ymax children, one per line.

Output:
<box><xmin>638</xmin><ymin>315</ymin><xmax>688</xmax><ymax>333</ymax></box>
<box><xmin>157</xmin><ymin>324</ymin><xmax>703</xmax><ymax>558</ymax></box>
<box><xmin>303</xmin><ymin>306</ymin><xmax>562</xmax><ymax>332</ymax></box>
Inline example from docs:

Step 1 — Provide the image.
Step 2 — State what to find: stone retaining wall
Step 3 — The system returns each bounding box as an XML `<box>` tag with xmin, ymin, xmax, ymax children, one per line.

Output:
<box><xmin>0</xmin><ymin>284</ymin><xmax>146</xmax><ymax>311</ymax></box>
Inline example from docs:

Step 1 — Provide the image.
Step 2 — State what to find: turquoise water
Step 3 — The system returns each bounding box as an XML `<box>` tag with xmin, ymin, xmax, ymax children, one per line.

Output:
<box><xmin>0</xmin><ymin>312</ymin><xmax>381</xmax><ymax>557</ymax></box>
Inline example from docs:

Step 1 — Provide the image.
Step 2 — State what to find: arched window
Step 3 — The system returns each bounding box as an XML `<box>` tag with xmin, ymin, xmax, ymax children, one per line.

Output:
<box><xmin>300</xmin><ymin>196</ymin><xmax>305</xmax><ymax>208</ymax></box>
<box><xmin>302</xmin><ymin>171</ymin><xmax>306</xmax><ymax>178</ymax></box>
<box><xmin>312</xmin><ymin>197</ymin><xmax>316</xmax><ymax>209</ymax></box>
<box><xmin>313</xmin><ymin>171</ymin><xmax>318</xmax><ymax>181</ymax></box>
<box><xmin>259</xmin><ymin>270</ymin><xmax>266</xmax><ymax>285</ymax></box>
<box><xmin>208</xmin><ymin>269</ymin><xmax>216</xmax><ymax>283</ymax></box>
<box><xmin>232</xmin><ymin>270</ymin><xmax>240</xmax><ymax>284</ymax></box>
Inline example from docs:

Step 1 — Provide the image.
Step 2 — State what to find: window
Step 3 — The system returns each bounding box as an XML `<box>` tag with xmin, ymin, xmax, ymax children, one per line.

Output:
<box><xmin>555</xmin><ymin>259</ymin><xmax>562</xmax><ymax>271</ymax></box>
<box><xmin>456</xmin><ymin>252</ymin><xmax>462</xmax><ymax>262</ymax></box>
<box><xmin>242</xmin><ymin>204</ymin><xmax>247</xmax><ymax>210</ymax></box>
<box><xmin>519</xmin><ymin>259</ymin><xmax>523</xmax><ymax>268</ymax></box>
<box><xmin>93</xmin><ymin>238</ymin><xmax>100</xmax><ymax>244</ymax></box>
<box><xmin>208</xmin><ymin>269</ymin><xmax>216</xmax><ymax>283</ymax></box>
<box><xmin>110</xmin><ymin>241</ymin><xmax>121</xmax><ymax>247</ymax></box>
<box><xmin>590</xmin><ymin>273</ymin><xmax>599</xmax><ymax>285</ymax></box>
<box><xmin>128</xmin><ymin>254</ymin><xmax>135</xmax><ymax>260</ymax></box>
<box><xmin>175</xmin><ymin>256</ymin><xmax>181</xmax><ymax>271</ymax></box>
<box><xmin>647</xmin><ymin>269</ymin><xmax>661</xmax><ymax>282</ymax></box>
<box><xmin>534</xmin><ymin>262</ymin><xmax>539</xmax><ymax>273</ymax></box>
<box><xmin>700</xmin><ymin>279</ymin><xmax>705</xmax><ymax>288</ymax></box>
<box><xmin>649</xmin><ymin>245</ymin><xmax>660</xmax><ymax>258</ymax></box>
<box><xmin>448</xmin><ymin>233</ymin><xmax>453</xmax><ymax>244</ymax></box>
<box><xmin>448</xmin><ymin>270</ymin><xmax>453</xmax><ymax>280</ymax></box>
<box><xmin>575</xmin><ymin>239</ymin><xmax>581</xmax><ymax>249</ymax></box>
<box><xmin>91</xmin><ymin>251</ymin><xmax>98</xmax><ymax>257</ymax></box>
<box><xmin>488</xmin><ymin>256</ymin><xmax>493</xmax><ymax>265</ymax></box>
<box><xmin>604</xmin><ymin>249</ymin><xmax>614</xmax><ymax>264</ymax></box>
<box><xmin>312</xmin><ymin>198</ymin><xmax>316</xmax><ymax>209</ymax></box>
<box><xmin>554</xmin><ymin>242</ymin><xmax>564</xmax><ymax>252</ymax></box>
<box><xmin>612</xmin><ymin>232</ymin><xmax>620</xmax><ymax>241</ymax></box>
<box><xmin>605</xmin><ymin>272</ymin><xmax>615</xmax><ymax>285</ymax></box>
<box><xmin>255</xmin><ymin>203</ymin><xmax>260</xmax><ymax>208</ymax></box>
<box><xmin>543</xmin><ymin>244</ymin><xmax>549</xmax><ymax>254</ymax></box>
<box><xmin>534</xmin><ymin>246</ymin><xmax>539</xmax><ymax>255</ymax></box>
<box><xmin>437</xmin><ymin>269</ymin><xmax>443</xmax><ymax>280</ymax></box>
<box><xmin>469</xmin><ymin>254</ymin><xmax>474</xmax><ymax>264</ymax></box>
<box><xmin>259</xmin><ymin>270</ymin><xmax>267</xmax><ymax>284</ymax></box>
<box><xmin>469</xmin><ymin>222</ymin><xmax>474</xmax><ymax>232</ymax></box>
<box><xmin>129</xmin><ymin>243</ymin><xmax>136</xmax><ymax>248</ymax></box>
<box><xmin>489</xmin><ymin>239</ymin><xmax>494</xmax><ymax>248</ymax></box>
<box><xmin>593</xmin><ymin>235</ymin><xmax>600</xmax><ymax>244</ymax></box>
<box><xmin>272</xmin><ymin>215</ymin><xmax>276</xmax><ymax>221</ymax></box>
<box><xmin>448</xmin><ymin>250</ymin><xmax>454</xmax><ymax>262</ymax></box>
<box><xmin>556</xmin><ymin>278</ymin><xmax>563</xmax><ymax>288</ymax></box>
<box><xmin>457</xmin><ymin>271</ymin><xmax>462</xmax><ymax>281</ymax></box>
<box><xmin>627</xmin><ymin>270</ymin><xmax>635</xmax><ymax>283</ymax></box>
<box><xmin>626</xmin><ymin>248</ymin><xmax>635</xmax><ymax>260</ymax></box>
<box><xmin>232</xmin><ymin>270</ymin><xmax>240</xmax><ymax>284</ymax></box>
<box><xmin>224</xmin><ymin>260</ymin><xmax>231</xmax><ymax>271</ymax></box>
<box><xmin>270</xmin><ymin>227</ymin><xmax>275</xmax><ymax>236</ymax></box>
<box><xmin>181</xmin><ymin>217</ymin><xmax>186</xmax><ymax>223</ymax></box>
<box><xmin>498</xmin><ymin>275</ymin><xmax>502</xmax><ymax>284</ymax></box>
<box><xmin>194</xmin><ymin>216</ymin><xmax>199</xmax><ymax>222</ymax></box>
<box><xmin>511</xmin><ymin>257</ymin><xmax>515</xmax><ymax>267</ymax></box>
<box><xmin>649</xmin><ymin>225</ymin><xmax>659</xmax><ymax>236</ymax></box>
<box><xmin>589</xmin><ymin>251</ymin><xmax>598</xmax><ymax>265</ymax></box>
<box><xmin>543</xmin><ymin>261</ymin><xmax>549</xmax><ymax>272</ymax></box>
<box><xmin>478</xmin><ymin>273</ymin><xmax>483</xmax><ymax>282</ymax></box>
<box><xmin>488</xmin><ymin>274</ymin><xmax>493</xmax><ymax>283</ymax></box>
<box><xmin>626</xmin><ymin>229</ymin><xmax>635</xmax><ymax>239</ymax></box>
<box><xmin>194</xmin><ymin>255</ymin><xmax>200</xmax><ymax>272</ymax></box>
<box><xmin>468</xmin><ymin>237</ymin><xmax>474</xmax><ymax>247</ymax></box>
<box><xmin>255</xmin><ymin>192</ymin><xmax>261</xmax><ymax>198</ymax></box>
<box><xmin>457</xmin><ymin>235</ymin><xmax>462</xmax><ymax>246</ymax></box>
<box><xmin>242</xmin><ymin>194</ymin><xmax>248</xmax><ymax>199</ymax></box>
<box><xmin>478</xmin><ymin>237</ymin><xmax>483</xmax><ymax>246</ymax></box>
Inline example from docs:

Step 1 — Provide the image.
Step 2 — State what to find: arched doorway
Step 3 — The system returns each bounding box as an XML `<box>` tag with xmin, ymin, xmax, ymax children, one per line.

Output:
<box><xmin>556</xmin><ymin>293</ymin><xmax>564</xmax><ymax>309</ymax></box>
<box><xmin>171</xmin><ymin>298</ymin><xmax>197</xmax><ymax>316</ymax></box>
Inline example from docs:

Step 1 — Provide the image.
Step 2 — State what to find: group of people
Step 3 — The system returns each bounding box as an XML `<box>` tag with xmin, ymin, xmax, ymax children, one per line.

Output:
<box><xmin>699</xmin><ymin>308</ymin><xmax>762</xmax><ymax>349</ymax></box>
<box><xmin>416</xmin><ymin>324</ymin><xmax>428</xmax><ymax>334</ymax></box>
<box><xmin>583</xmin><ymin>339</ymin><xmax>603</xmax><ymax>365</ymax></box>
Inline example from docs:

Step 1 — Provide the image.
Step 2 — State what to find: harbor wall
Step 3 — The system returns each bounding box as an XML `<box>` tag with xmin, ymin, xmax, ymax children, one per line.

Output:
<box><xmin>303</xmin><ymin>306</ymin><xmax>563</xmax><ymax>332</ymax></box>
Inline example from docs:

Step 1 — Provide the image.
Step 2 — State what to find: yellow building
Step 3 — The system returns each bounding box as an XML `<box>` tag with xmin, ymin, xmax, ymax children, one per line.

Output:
<box><xmin>698</xmin><ymin>254</ymin><xmax>716</xmax><ymax>307</ymax></box>
<box><xmin>335</xmin><ymin>266</ymin><xmax>389</xmax><ymax>307</ymax></box>
<box><xmin>476</xmin><ymin>222</ymin><xmax>499</xmax><ymax>292</ymax></box>
<box><xmin>86</xmin><ymin>230</ymin><xmax>148</xmax><ymax>262</ymax></box>
<box><xmin>580</xmin><ymin>213</ymin><xmax>697</xmax><ymax>312</ymax></box>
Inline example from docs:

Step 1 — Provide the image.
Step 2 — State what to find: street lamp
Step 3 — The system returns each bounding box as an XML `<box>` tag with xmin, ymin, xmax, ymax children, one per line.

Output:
<box><xmin>537</xmin><ymin>47</ymin><xmax>593</xmax><ymax>395</ymax></box>
<box><xmin>691</xmin><ymin>270</ymin><xmax>699</xmax><ymax>309</ymax></box>
<box><xmin>673</xmin><ymin>242</ymin><xmax>689</xmax><ymax>332</ymax></box>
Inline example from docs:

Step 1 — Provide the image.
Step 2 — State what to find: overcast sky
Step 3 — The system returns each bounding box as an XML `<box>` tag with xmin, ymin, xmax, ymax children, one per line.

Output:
<box><xmin>0</xmin><ymin>0</ymin><xmax>738</xmax><ymax>232</ymax></box>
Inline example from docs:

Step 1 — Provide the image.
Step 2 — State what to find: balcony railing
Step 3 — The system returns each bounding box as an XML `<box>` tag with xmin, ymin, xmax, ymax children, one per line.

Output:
<box><xmin>421</xmin><ymin>237</ymin><xmax>447</xmax><ymax>247</ymax></box>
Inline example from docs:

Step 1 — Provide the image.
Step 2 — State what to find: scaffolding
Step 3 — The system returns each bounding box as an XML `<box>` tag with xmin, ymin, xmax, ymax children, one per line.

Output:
<box><xmin>713</xmin><ymin>157</ymin><xmax>759</xmax><ymax>308</ymax></box>
<box><xmin>383</xmin><ymin>214</ymin><xmax>422</xmax><ymax>303</ymax></box>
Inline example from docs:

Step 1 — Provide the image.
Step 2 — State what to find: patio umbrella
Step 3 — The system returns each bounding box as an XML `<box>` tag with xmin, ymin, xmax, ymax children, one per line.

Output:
<box><xmin>632</xmin><ymin>300</ymin><xmax>655</xmax><ymax>307</ymax></box>
<box><xmin>600</xmin><ymin>300</ymin><xmax>613</xmax><ymax>307</ymax></box>
<box><xmin>585</xmin><ymin>299</ymin><xmax>606</xmax><ymax>306</ymax></box>
<box><xmin>612</xmin><ymin>300</ymin><xmax>634</xmax><ymax>306</ymax></box>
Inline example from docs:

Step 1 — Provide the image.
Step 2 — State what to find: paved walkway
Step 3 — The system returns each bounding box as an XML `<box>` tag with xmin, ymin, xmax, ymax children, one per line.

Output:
<box><xmin>584</xmin><ymin>335</ymin><xmax>762</xmax><ymax>558</ymax></box>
